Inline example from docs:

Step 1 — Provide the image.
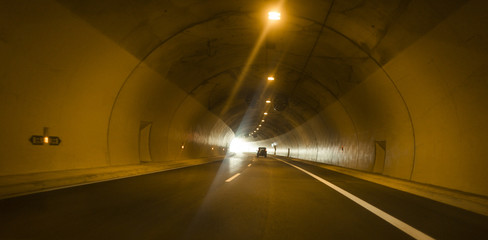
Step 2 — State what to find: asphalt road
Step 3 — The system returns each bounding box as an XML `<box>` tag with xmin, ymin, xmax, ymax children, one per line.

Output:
<box><xmin>0</xmin><ymin>154</ymin><xmax>487</xmax><ymax>239</ymax></box>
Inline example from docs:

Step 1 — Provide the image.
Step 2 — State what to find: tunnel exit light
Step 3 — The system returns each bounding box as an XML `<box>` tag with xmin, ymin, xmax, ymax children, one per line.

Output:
<box><xmin>268</xmin><ymin>11</ymin><xmax>281</xmax><ymax>20</ymax></box>
<box><xmin>229</xmin><ymin>138</ymin><xmax>255</xmax><ymax>153</ymax></box>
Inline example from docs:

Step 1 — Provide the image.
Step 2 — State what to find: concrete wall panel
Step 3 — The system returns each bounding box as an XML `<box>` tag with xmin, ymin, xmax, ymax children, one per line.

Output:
<box><xmin>166</xmin><ymin>96</ymin><xmax>233</xmax><ymax>161</ymax></box>
<box><xmin>0</xmin><ymin>1</ymin><xmax>138</xmax><ymax>174</ymax></box>
<box><xmin>257</xmin><ymin>99</ymin><xmax>358</xmax><ymax>169</ymax></box>
<box><xmin>384</xmin><ymin>0</ymin><xmax>488</xmax><ymax>195</ymax></box>
<box><xmin>0</xmin><ymin>1</ymin><xmax>233</xmax><ymax>176</ymax></box>
<box><xmin>341</xmin><ymin>67</ymin><xmax>414</xmax><ymax>179</ymax></box>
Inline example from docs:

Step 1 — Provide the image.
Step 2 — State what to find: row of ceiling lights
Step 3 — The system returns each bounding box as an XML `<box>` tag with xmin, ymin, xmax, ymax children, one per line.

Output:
<box><xmin>250</xmin><ymin>11</ymin><xmax>281</xmax><ymax>137</ymax></box>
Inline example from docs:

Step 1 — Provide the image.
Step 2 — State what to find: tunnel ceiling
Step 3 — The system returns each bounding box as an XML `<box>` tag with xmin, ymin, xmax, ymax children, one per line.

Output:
<box><xmin>56</xmin><ymin>0</ymin><xmax>467</xmax><ymax>140</ymax></box>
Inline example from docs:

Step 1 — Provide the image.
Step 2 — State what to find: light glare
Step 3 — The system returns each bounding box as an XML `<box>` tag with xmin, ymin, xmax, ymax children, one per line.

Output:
<box><xmin>268</xmin><ymin>11</ymin><xmax>281</xmax><ymax>20</ymax></box>
<box><xmin>267</xmin><ymin>76</ymin><xmax>275</xmax><ymax>81</ymax></box>
<box><xmin>229</xmin><ymin>138</ymin><xmax>255</xmax><ymax>153</ymax></box>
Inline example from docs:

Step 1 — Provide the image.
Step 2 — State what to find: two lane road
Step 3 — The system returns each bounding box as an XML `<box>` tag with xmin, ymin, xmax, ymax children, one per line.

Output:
<box><xmin>1</xmin><ymin>154</ymin><xmax>487</xmax><ymax>239</ymax></box>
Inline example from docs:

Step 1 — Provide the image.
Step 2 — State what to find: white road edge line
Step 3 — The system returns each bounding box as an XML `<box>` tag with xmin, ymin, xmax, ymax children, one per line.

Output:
<box><xmin>225</xmin><ymin>173</ymin><xmax>241</xmax><ymax>183</ymax></box>
<box><xmin>275</xmin><ymin>158</ymin><xmax>435</xmax><ymax>240</ymax></box>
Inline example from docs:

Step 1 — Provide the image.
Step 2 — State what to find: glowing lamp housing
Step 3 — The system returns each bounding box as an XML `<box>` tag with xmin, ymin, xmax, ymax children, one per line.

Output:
<box><xmin>268</xmin><ymin>11</ymin><xmax>281</xmax><ymax>20</ymax></box>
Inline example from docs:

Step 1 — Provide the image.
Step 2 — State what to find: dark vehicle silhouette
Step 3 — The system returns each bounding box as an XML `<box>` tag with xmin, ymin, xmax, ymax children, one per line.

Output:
<box><xmin>257</xmin><ymin>147</ymin><xmax>267</xmax><ymax>157</ymax></box>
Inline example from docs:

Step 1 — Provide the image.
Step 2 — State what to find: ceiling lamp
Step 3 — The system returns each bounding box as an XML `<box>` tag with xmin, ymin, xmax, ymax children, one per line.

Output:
<box><xmin>268</xmin><ymin>11</ymin><xmax>281</xmax><ymax>20</ymax></box>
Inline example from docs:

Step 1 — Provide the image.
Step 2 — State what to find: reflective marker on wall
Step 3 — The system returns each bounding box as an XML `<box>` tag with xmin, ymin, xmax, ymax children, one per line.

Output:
<box><xmin>29</xmin><ymin>135</ymin><xmax>61</xmax><ymax>145</ymax></box>
<box><xmin>30</xmin><ymin>136</ymin><xmax>44</xmax><ymax>145</ymax></box>
<box><xmin>49</xmin><ymin>136</ymin><xmax>61</xmax><ymax>145</ymax></box>
<box><xmin>29</xmin><ymin>127</ymin><xmax>61</xmax><ymax>145</ymax></box>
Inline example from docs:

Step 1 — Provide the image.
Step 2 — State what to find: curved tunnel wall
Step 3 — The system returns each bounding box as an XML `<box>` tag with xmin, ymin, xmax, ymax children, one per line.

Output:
<box><xmin>257</xmin><ymin>0</ymin><xmax>488</xmax><ymax>197</ymax></box>
<box><xmin>107</xmin><ymin>61</ymin><xmax>234</xmax><ymax>166</ymax></box>
<box><xmin>1</xmin><ymin>0</ymin><xmax>488</xmax><ymax>200</ymax></box>
<box><xmin>0</xmin><ymin>1</ymin><xmax>233</xmax><ymax>175</ymax></box>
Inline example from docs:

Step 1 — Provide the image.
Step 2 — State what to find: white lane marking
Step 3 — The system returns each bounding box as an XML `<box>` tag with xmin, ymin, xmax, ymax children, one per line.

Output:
<box><xmin>248</xmin><ymin>164</ymin><xmax>252</xmax><ymax>167</ymax></box>
<box><xmin>225</xmin><ymin>173</ymin><xmax>241</xmax><ymax>183</ymax></box>
<box><xmin>276</xmin><ymin>158</ymin><xmax>435</xmax><ymax>240</ymax></box>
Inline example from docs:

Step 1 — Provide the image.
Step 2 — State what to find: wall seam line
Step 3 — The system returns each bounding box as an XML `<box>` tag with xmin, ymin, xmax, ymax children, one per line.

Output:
<box><xmin>321</xmin><ymin>26</ymin><xmax>417</xmax><ymax>180</ymax></box>
<box><xmin>105</xmin><ymin>12</ymin><xmax>248</xmax><ymax>165</ymax></box>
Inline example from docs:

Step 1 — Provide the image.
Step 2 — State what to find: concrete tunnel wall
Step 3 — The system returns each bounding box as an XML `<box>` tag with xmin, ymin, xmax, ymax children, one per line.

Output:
<box><xmin>256</xmin><ymin>0</ymin><xmax>488</xmax><ymax>197</ymax></box>
<box><xmin>0</xmin><ymin>1</ymin><xmax>233</xmax><ymax>175</ymax></box>
<box><xmin>1</xmin><ymin>0</ymin><xmax>488</xmax><ymax>200</ymax></box>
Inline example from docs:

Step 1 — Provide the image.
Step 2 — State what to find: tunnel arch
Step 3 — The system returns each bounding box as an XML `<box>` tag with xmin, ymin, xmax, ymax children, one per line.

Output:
<box><xmin>1</xmin><ymin>0</ymin><xmax>488</xmax><ymax>200</ymax></box>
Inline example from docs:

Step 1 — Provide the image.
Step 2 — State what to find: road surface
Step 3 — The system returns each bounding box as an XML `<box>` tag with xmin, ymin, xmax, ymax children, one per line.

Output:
<box><xmin>1</xmin><ymin>154</ymin><xmax>487</xmax><ymax>239</ymax></box>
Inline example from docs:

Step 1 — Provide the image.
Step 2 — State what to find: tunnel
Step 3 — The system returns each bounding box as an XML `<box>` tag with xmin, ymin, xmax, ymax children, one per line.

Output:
<box><xmin>1</xmin><ymin>0</ymin><xmax>488</xmax><ymax>239</ymax></box>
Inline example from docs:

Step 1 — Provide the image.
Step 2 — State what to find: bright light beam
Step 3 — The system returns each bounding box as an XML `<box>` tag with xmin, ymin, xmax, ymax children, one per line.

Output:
<box><xmin>218</xmin><ymin>0</ymin><xmax>285</xmax><ymax>117</ymax></box>
<box><xmin>229</xmin><ymin>138</ymin><xmax>255</xmax><ymax>153</ymax></box>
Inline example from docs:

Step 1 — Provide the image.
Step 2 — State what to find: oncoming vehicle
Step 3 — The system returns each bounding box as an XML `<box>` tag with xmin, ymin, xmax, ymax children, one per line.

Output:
<box><xmin>257</xmin><ymin>147</ymin><xmax>267</xmax><ymax>158</ymax></box>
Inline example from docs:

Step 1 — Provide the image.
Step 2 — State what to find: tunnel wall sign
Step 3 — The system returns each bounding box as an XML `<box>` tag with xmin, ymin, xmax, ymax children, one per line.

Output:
<box><xmin>29</xmin><ymin>135</ymin><xmax>62</xmax><ymax>145</ymax></box>
<box><xmin>30</xmin><ymin>136</ymin><xmax>44</xmax><ymax>145</ymax></box>
<box><xmin>49</xmin><ymin>136</ymin><xmax>61</xmax><ymax>145</ymax></box>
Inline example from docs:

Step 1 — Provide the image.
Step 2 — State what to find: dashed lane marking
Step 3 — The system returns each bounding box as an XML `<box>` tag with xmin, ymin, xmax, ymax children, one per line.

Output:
<box><xmin>225</xmin><ymin>173</ymin><xmax>241</xmax><ymax>183</ymax></box>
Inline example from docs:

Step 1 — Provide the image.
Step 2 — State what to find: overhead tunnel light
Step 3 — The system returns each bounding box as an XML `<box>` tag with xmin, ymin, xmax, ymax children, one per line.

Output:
<box><xmin>268</xmin><ymin>11</ymin><xmax>281</xmax><ymax>20</ymax></box>
<box><xmin>262</xmin><ymin>120</ymin><xmax>265</xmax><ymax>122</ymax></box>
<box><xmin>266</xmin><ymin>100</ymin><xmax>271</xmax><ymax>103</ymax></box>
<box><xmin>267</xmin><ymin>76</ymin><xmax>275</xmax><ymax>81</ymax></box>
<box><xmin>264</xmin><ymin>112</ymin><xmax>268</xmax><ymax>115</ymax></box>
